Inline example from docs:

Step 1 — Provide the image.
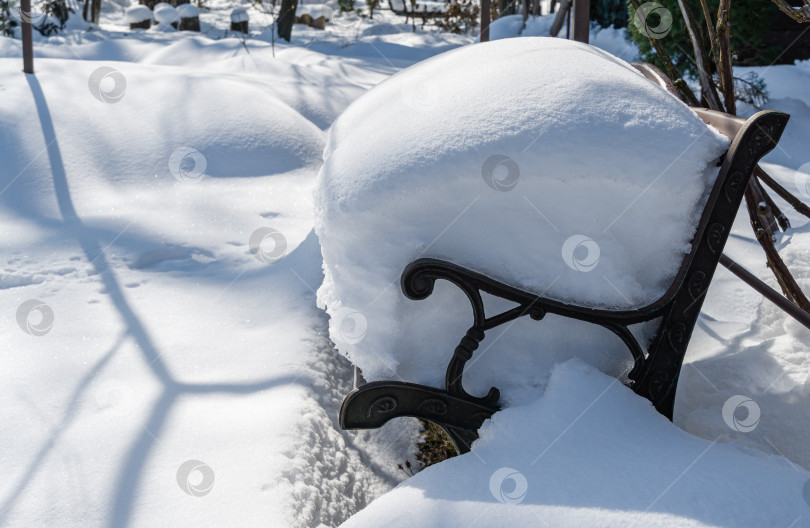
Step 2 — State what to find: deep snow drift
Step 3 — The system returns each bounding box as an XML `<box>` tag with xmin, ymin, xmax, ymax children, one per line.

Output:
<box><xmin>316</xmin><ymin>37</ymin><xmax>728</xmax><ymax>404</ymax></box>
<box><xmin>0</xmin><ymin>34</ymin><xmax>435</xmax><ymax>527</ymax></box>
<box><xmin>340</xmin><ymin>361</ymin><xmax>810</xmax><ymax>528</ymax></box>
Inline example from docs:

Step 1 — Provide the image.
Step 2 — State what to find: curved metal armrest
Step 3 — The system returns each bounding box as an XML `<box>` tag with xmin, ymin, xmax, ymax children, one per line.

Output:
<box><xmin>339</xmin><ymin>380</ymin><xmax>497</xmax><ymax>454</ymax></box>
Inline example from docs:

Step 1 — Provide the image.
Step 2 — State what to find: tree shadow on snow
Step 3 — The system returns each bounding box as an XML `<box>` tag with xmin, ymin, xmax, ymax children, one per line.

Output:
<box><xmin>14</xmin><ymin>73</ymin><xmax>313</xmax><ymax>528</ymax></box>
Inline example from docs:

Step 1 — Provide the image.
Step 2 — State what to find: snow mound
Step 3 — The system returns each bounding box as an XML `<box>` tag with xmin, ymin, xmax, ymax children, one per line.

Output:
<box><xmin>340</xmin><ymin>360</ymin><xmax>810</xmax><ymax>528</ymax></box>
<box><xmin>125</xmin><ymin>5</ymin><xmax>152</xmax><ymax>23</ymax></box>
<box><xmin>230</xmin><ymin>7</ymin><xmax>249</xmax><ymax>22</ymax></box>
<box><xmin>296</xmin><ymin>4</ymin><xmax>331</xmax><ymax>19</ymax></box>
<box><xmin>315</xmin><ymin>38</ymin><xmax>728</xmax><ymax>401</ymax></box>
<box><xmin>488</xmin><ymin>13</ymin><xmax>557</xmax><ymax>40</ymax></box>
<box><xmin>487</xmin><ymin>14</ymin><xmax>529</xmax><ymax>40</ymax></box>
<box><xmin>0</xmin><ymin>58</ymin><xmax>324</xmax><ymax>203</ymax></box>
<box><xmin>488</xmin><ymin>14</ymin><xmax>637</xmax><ymax>60</ymax></box>
<box><xmin>177</xmin><ymin>3</ymin><xmax>199</xmax><ymax>17</ymax></box>
<box><xmin>154</xmin><ymin>3</ymin><xmax>180</xmax><ymax>24</ymax></box>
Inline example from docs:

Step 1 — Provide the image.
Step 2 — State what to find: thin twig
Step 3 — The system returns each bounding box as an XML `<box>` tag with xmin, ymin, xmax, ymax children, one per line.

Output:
<box><xmin>697</xmin><ymin>0</ymin><xmax>717</xmax><ymax>63</ymax></box>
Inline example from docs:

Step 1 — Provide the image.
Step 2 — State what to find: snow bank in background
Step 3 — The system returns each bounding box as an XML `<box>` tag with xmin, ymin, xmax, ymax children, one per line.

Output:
<box><xmin>125</xmin><ymin>6</ymin><xmax>153</xmax><ymax>24</ymax></box>
<box><xmin>154</xmin><ymin>3</ymin><xmax>180</xmax><ymax>25</ymax></box>
<box><xmin>340</xmin><ymin>360</ymin><xmax>810</xmax><ymax>528</ymax></box>
<box><xmin>296</xmin><ymin>4</ymin><xmax>332</xmax><ymax>19</ymax></box>
<box><xmin>488</xmin><ymin>15</ymin><xmax>637</xmax><ymax>61</ymax></box>
<box><xmin>589</xmin><ymin>24</ymin><xmax>638</xmax><ymax>59</ymax></box>
<box><xmin>736</xmin><ymin>62</ymin><xmax>810</xmax><ymax>170</ymax></box>
<box><xmin>231</xmin><ymin>7</ymin><xmax>249</xmax><ymax>22</ymax></box>
<box><xmin>0</xmin><ymin>59</ymin><xmax>324</xmax><ymax>195</ymax></box>
<box><xmin>487</xmin><ymin>14</ymin><xmax>528</xmax><ymax>40</ymax></box>
<box><xmin>177</xmin><ymin>4</ymin><xmax>200</xmax><ymax>18</ymax></box>
<box><xmin>315</xmin><ymin>37</ymin><xmax>728</xmax><ymax>404</ymax></box>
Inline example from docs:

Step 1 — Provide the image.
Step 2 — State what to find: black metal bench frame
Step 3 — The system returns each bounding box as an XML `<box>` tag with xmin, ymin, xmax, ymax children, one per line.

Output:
<box><xmin>339</xmin><ymin>64</ymin><xmax>790</xmax><ymax>454</ymax></box>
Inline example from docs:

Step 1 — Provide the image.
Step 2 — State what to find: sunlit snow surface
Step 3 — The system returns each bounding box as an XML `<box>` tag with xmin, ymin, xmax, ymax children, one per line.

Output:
<box><xmin>342</xmin><ymin>361</ymin><xmax>810</xmax><ymax>528</ymax></box>
<box><xmin>1</xmin><ymin>6</ymin><xmax>809</xmax><ymax>528</ymax></box>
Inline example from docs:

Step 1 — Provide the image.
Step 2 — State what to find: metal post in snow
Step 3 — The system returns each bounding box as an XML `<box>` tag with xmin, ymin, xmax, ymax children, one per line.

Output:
<box><xmin>481</xmin><ymin>0</ymin><xmax>491</xmax><ymax>42</ymax></box>
<box><xmin>20</xmin><ymin>0</ymin><xmax>34</xmax><ymax>73</ymax></box>
<box><xmin>571</xmin><ymin>0</ymin><xmax>589</xmax><ymax>43</ymax></box>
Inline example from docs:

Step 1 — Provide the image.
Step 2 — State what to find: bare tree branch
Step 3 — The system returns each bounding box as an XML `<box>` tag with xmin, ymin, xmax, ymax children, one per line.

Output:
<box><xmin>697</xmin><ymin>0</ymin><xmax>717</xmax><ymax>62</ymax></box>
<box><xmin>715</xmin><ymin>0</ymin><xmax>735</xmax><ymax>114</ymax></box>
<box><xmin>769</xmin><ymin>0</ymin><xmax>810</xmax><ymax>22</ymax></box>
<box><xmin>628</xmin><ymin>0</ymin><xmax>687</xmax><ymax>96</ymax></box>
<box><xmin>676</xmin><ymin>0</ymin><xmax>723</xmax><ymax>109</ymax></box>
<box><xmin>744</xmin><ymin>186</ymin><xmax>810</xmax><ymax>312</ymax></box>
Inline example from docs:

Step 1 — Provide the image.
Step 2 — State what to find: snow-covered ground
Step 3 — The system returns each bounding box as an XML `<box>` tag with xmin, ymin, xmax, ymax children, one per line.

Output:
<box><xmin>0</xmin><ymin>10</ymin><xmax>468</xmax><ymax>527</ymax></box>
<box><xmin>341</xmin><ymin>361</ymin><xmax>810</xmax><ymax>527</ymax></box>
<box><xmin>1</xmin><ymin>3</ymin><xmax>810</xmax><ymax>527</ymax></box>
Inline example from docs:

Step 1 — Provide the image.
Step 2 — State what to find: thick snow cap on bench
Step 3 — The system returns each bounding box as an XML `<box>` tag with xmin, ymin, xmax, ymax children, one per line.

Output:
<box><xmin>315</xmin><ymin>38</ymin><xmax>729</xmax><ymax>401</ymax></box>
<box><xmin>389</xmin><ymin>0</ymin><xmax>446</xmax><ymax>12</ymax></box>
<box><xmin>154</xmin><ymin>3</ymin><xmax>180</xmax><ymax>24</ymax></box>
<box><xmin>231</xmin><ymin>7</ymin><xmax>249</xmax><ymax>22</ymax></box>
<box><xmin>126</xmin><ymin>5</ymin><xmax>152</xmax><ymax>23</ymax></box>
<box><xmin>177</xmin><ymin>3</ymin><xmax>199</xmax><ymax>18</ymax></box>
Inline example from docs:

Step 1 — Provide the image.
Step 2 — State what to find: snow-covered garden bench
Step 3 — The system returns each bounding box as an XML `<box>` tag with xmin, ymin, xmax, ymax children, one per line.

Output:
<box><xmin>334</xmin><ymin>53</ymin><xmax>789</xmax><ymax>454</ymax></box>
<box><xmin>388</xmin><ymin>0</ymin><xmax>447</xmax><ymax>21</ymax></box>
<box><xmin>309</xmin><ymin>39</ymin><xmax>799</xmax><ymax>457</ymax></box>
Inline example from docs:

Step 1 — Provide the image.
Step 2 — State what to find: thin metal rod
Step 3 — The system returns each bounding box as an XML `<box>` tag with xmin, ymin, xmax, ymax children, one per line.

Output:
<box><xmin>565</xmin><ymin>0</ymin><xmax>571</xmax><ymax>39</ymax></box>
<box><xmin>720</xmin><ymin>253</ymin><xmax>810</xmax><ymax>330</ymax></box>
<box><xmin>21</xmin><ymin>0</ymin><xmax>34</xmax><ymax>74</ymax></box>
<box><xmin>571</xmin><ymin>0</ymin><xmax>589</xmax><ymax>42</ymax></box>
<box><xmin>481</xmin><ymin>0</ymin><xmax>491</xmax><ymax>42</ymax></box>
